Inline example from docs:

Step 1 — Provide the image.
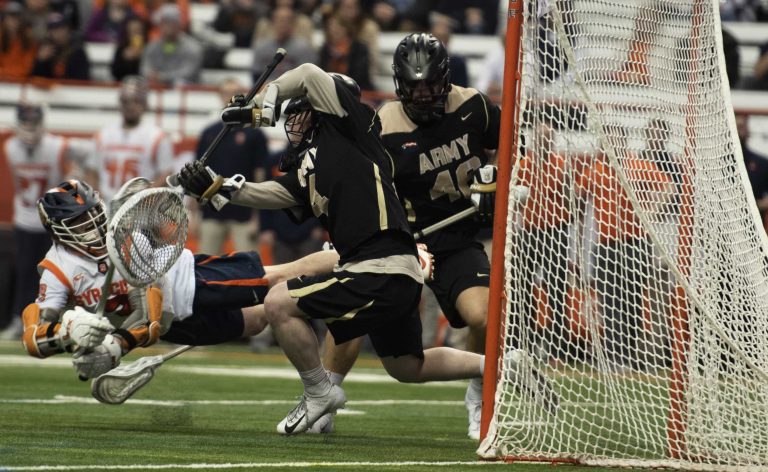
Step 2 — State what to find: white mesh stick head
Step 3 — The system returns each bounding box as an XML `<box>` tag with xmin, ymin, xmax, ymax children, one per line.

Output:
<box><xmin>91</xmin><ymin>355</ymin><xmax>162</xmax><ymax>404</ymax></box>
<box><xmin>106</xmin><ymin>187</ymin><xmax>188</xmax><ymax>287</ymax></box>
<box><xmin>110</xmin><ymin>176</ymin><xmax>152</xmax><ymax>217</ymax></box>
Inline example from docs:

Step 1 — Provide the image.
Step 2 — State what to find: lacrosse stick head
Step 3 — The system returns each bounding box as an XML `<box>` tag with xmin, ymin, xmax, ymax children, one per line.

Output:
<box><xmin>107</xmin><ymin>187</ymin><xmax>188</xmax><ymax>287</ymax></box>
<box><xmin>91</xmin><ymin>354</ymin><xmax>163</xmax><ymax>404</ymax></box>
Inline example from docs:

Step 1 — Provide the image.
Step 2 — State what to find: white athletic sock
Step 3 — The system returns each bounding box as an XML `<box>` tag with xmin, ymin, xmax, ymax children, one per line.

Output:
<box><xmin>479</xmin><ymin>355</ymin><xmax>485</xmax><ymax>377</ymax></box>
<box><xmin>328</xmin><ymin>371</ymin><xmax>346</xmax><ymax>386</ymax></box>
<box><xmin>300</xmin><ymin>365</ymin><xmax>331</xmax><ymax>397</ymax></box>
<box><xmin>469</xmin><ymin>377</ymin><xmax>482</xmax><ymax>392</ymax></box>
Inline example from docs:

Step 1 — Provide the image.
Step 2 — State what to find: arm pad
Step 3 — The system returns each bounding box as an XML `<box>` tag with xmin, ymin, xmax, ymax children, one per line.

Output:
<box><xmin>22</xmin><ymin>303</ymin><xmax>69</xmax><ymax>358</ymax></box>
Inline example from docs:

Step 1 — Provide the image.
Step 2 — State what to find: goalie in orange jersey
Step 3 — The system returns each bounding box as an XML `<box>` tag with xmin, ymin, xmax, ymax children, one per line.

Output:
<box><xmin>21</xmin><ymin>178</ymin><xmax>342</xmax><ymax>380</ymax></box>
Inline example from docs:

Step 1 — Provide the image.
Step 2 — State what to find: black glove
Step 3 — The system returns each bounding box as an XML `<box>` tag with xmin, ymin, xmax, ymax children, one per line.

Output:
<box><xmin>176</xmin><ymin>161</ymin><xmax>224</xmax><ymax>206</ymax></box>
<box><xmin>470</xmin><ymin>164</ymin><xmax>498</xmax><ymax>225</ymax></box>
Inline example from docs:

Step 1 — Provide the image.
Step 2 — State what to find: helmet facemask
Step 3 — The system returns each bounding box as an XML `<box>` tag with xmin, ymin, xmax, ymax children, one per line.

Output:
<box><xmin>396</xmin><ymin>76</ymin><xmax>449</xmax><ymax>125</ymax></box>
<box><xmin>284</xmin><ymin>95</ymin><xmax>317</xmax><ymax>152</ymax></box>
<box><xmin>47</xmin><ymin>202</ymin><xmax>108</xmax><ymax>260</ymax></box>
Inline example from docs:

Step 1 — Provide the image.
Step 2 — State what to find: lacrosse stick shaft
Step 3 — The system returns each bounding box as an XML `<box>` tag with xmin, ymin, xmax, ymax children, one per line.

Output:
<box><xmin>162</xmin><ymin>344</ymin><xmax>194</xmax><ymax>361</ymax></box>
<box><xmin>94</xmin><ymin>263</ymin><xmax>115</xmax><ymax>317</ymax></box>
<box><xmin>168</xmin><ymin>49</ymin><xmax>286</xmax><ymax>188</ymax></box>
<box><xmin>413</xmin><ymin>207</ymin><xmax>477</xmax><ymax>240</ymax></box>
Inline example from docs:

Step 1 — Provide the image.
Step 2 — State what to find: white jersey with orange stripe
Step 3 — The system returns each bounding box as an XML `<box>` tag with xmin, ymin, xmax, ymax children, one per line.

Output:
<box><xmin>5</xmin><ymin>133</ymin><xmax>92</xmax><ymax>231</ymax></box>
<box><xmin>35</xmin><ymin>244</ymin><xmax>195</xmax><ymax>325</ymax></box>
<box><xmin>87</xmin><ymin>121</ymin><xmax>174</xmax><ymax>202</ymax></box>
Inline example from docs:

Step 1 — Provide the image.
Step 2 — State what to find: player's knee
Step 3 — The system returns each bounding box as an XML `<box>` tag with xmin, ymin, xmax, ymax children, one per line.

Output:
<box><xmin>264</xmin><ymin>283</ymin><xmax>291</xmax><ymax>325</ymax></box>
<box><xmin>381</xmin><ymin>356</ymin><xmax>423</xmax><ymax>383</ymax></box>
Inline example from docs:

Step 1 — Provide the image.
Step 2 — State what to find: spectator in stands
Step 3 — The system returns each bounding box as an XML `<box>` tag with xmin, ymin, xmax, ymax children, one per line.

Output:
<box><xmin>720</xmin><ymin>0</ymin><xmax>768</xmax><ymax>21</ymax></box>
<box><xmin>92</xmin><ymin>0</ymin><xmax>191</xmax><ymax>40</ymax></box>
<box><xmin>0</xmin><ymin>103</ymin><xmax>93</xmax><ymax>340</ymax></box>
<box><xmin>30</xmin><ymin>12</ymin><xmax>90</xmax><ymax>81</ymax></box>
<box><xmin>85</xmin><ymin>75</ymin><xmax>174</xmax><ymax>202</ymax></box>
<box><xmin>330</xmin><ymin>0</ymin><xmax>380</xmax><ymax>80</ymax></box>
<box><xmin>252</xmin><ymin>0</ymin><xmax>313</xmax><ymax>48</ymax></box>
<box><xmin>195</xmin><ymin>77</ymin><xmax>268</xmax><ymax>255</ymax></box>
<box><xmin>141</xmin><ymin>3</ymin><xmax>203</xmax><ymax>86</ymax></box>
<box><xmin>368</xmin><ymin>0</ymin><xmax>415</xmax><ymax>31</ymax></box>
<box><xmin>742</xmin><ymin>40</ymin><xmax>768</xmax><ymax>90</ymax></box>
<box><xmin>25</xmin><ymin>0</ymin><xmax>79</xmax><ymax>43</ymax></box>
<box><xmin>318</xmin><ymin>13</ymin><xmax>373</xmax><ymax>91</ymax></box>
<box><xmin>110</xmin><ymin>16</ymin><xmax>147</xmax><ymax>81</ymax></box>
<box><xmin>0</xmin><ymin>2</ymin><xmax>37</xmax><ymax>81</ymax></box>
<box><xmin>83</xmin><ymin>0</ymin><xmax>140</xmax><ymax>43</ymax></box>
<box><xmin>251</xmin><ymin>6</ymin><xmax>315</xmax><ymax>80</ymax></box>
<box><xmin>430</xmin><ymin>14</ymin><xmax>468</xmax><ymax>87</ymax></box>
<box><xmin>211</xmin><ymin>0</ymin><xmax>262</xmax><ymax>48</ymax></box>
<box><xmin>736</xmin><ymin>113</ymin><xmax>768</xmax><ymax>220</ymax></box>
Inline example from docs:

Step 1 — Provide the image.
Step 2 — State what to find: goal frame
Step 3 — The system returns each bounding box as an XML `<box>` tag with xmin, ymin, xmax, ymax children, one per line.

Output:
<box><xmin>479</xmin><ymin>0</ymin><xmax>765</xmax><ymax>464</ymax></box>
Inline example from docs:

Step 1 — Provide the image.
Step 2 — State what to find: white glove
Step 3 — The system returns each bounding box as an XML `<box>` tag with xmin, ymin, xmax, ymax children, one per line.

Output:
<box><xmin>59</xmin><ymin>306</ymin><xmax>113</xmax><ymax>349</ymax></box>
<box><xmin>72</xmin><ymin>334</ymin><xmax>122</xmax><ymax>380</ymax></box>
<box><xmin>417</xmin><ymin>243</ymin><xmax>435</xmax><ymax>282</ymax></box>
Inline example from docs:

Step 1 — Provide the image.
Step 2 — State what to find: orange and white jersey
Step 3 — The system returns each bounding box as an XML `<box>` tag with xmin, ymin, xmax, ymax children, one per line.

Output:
<box><xmin>89</xmin><ymin>122</ymin><xmax>174</xmax><ymax>202</ymax></box>
<box><xmin>35</xmin><ymin>244</ymin><xmax>195</xmax><ymax>325</ymax></box>
<box><xmin>5</xmin><ymin>133</ymin><xmax>92</xmax><ymax>231</ymax></box>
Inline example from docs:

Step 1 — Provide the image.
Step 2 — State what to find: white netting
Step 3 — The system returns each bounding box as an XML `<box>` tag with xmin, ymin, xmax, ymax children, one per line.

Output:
<box><xmin>106</xmin><ymin>188</ymin><xmax>188</xmax><ymax>287</ymax></box>
<box><xmin>479</xmin><ymin>0</ymin><xmax>768</xmax><ymax>469</ymax></box>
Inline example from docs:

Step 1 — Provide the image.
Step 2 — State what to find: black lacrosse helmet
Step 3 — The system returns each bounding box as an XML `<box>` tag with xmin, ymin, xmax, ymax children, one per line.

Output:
<box><xmin>392</xmin><ymin>33</ymin><xmax>451</xmax><ymax>125</ymax></box>
<box><xmin>38</xmin><ymin>180</ymin><xmax>108</xmax><ymax>260</ymax></box>
<box><xmin>280</xmin><ymin>73</ymin><xmax>361</xmax><ymax>171</ymax></box>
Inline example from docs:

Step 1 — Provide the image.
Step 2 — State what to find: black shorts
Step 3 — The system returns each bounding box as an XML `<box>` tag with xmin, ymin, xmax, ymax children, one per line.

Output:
<box><xmin>287</xmin><ymin>271</ymin><xmax>424</xmax><ymax>358</ymax></box>
<box><xmin>161</xmin><ymin>309</ymin><xmax>244</xmax><ymax>346</ymax></box>
<box><xmin>428</xmin><ymin>242</ymin><xmax>490</xmax><ymax>328</ymax></box>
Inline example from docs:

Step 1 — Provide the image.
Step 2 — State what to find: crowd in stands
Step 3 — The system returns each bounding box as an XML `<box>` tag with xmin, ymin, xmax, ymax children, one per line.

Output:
<box><xmin>0</xmin><ymin>0</ymin><xmax>501</xmax><ymax>90</ymax></box>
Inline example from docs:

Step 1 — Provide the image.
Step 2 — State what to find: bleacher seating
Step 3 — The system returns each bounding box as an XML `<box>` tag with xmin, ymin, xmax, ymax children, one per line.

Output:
<box><xmin>2</xmin><ymin>3</ymin><xmax>768</xmax><ymax>145</ymax></box>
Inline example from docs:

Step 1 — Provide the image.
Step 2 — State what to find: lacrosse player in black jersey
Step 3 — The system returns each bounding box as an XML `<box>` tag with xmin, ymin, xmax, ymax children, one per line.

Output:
<box><xmin>172</xmin><ymin>63</ymin><xmax>486</xmax><ymax>436</ymax></box>
<box><xmin>313</xmin><ymin>32</ymin><xmax>505</xmax><ymax>439</ymax></box>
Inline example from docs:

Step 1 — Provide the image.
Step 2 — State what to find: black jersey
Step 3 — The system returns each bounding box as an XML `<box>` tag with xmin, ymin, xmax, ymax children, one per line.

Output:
<box><xmin>277</xmin><ymin>79</ymin><xmax>414</xmax><ymax>264</ymax></box>
<box><xmin>378</xmin><ymin>85</ymin><xmax>500</xmax><ymax>253</ymax></box>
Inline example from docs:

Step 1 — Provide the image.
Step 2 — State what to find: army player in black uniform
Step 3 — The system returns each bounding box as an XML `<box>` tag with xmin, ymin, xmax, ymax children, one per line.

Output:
<box><xmin>173</xmin><ymin>63</ymin><xmax>486</xmax><ymax>436</ymax></box>
<box><xmin>316</xmin><ymin>33</ymin><xmax>503</xmax><ymax>440</ymax></box>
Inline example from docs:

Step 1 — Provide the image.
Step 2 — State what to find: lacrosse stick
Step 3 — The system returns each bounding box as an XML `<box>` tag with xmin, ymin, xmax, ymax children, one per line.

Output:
<box><xmin>413</xmin><ymin>185</ymin><xmax>530</xmax><ymax>239</ymax></box>
<box><xmin>167</xmin><ymin>48</ymin><xmax>286</xmax><ymax>187</ymax></box>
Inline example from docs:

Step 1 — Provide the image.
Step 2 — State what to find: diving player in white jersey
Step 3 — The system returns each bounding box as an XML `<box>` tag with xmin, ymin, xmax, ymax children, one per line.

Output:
<box><xmin>1</xmin><ymin>103</ymin><xmax>92</xmax><ymax>341</ymax></box>
<box><xmin>85</xmin><ymin>75</ymin><xmax>174</xmax><ymax>202</ymax></box>
<box><xmin>21</xmin><ymin>178</ymin><xmax>341</xmax><ymax>380</ymax></box>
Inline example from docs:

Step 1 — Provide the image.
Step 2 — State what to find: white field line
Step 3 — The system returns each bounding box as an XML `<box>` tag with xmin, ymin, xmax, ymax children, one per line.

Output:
<box><xmin>0</xmin><ymin>395</ymin><xmax>463</xmax><ymax>409</ymax></box>
<box><xmin>0</xmin><ymin>355</ymin><xmax>463</xmax><ymax>387</ymax></box>
<box><xmin>2</xmin><ymin>461</ymin><xmax>503</xmax><ymax>471</ymax></box>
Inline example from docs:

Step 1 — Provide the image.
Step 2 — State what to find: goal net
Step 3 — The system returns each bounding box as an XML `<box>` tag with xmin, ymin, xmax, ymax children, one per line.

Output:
<box><xmin>479</xmin><ymin>0</ymin><xmax>768</xmax><ymax>470</ymax></box>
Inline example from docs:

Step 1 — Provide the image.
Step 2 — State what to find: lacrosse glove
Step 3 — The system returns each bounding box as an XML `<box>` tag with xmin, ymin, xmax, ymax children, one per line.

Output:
<box><xmin>470</xmin><ymin>164</ymin><xmax>498</xmax><ymax>226</ymax></box>
<box><xmin>59</xmin><ymin>306</ymin><xmax>113</xmax><ymax>349</ymax></box>
<box><xmin>175</xmin><ymin>161</ymin><xmax>245</xmax><ymax>211</ymax></box>
<box><xmin>72</xmin><ymin>334</ymin><xmax>122</xmax><ymax>380</ymax></box>
<box><xmin>221</xmin><ymin>84</ymin><xmax>280</xmax><ymax>128</ymax></box>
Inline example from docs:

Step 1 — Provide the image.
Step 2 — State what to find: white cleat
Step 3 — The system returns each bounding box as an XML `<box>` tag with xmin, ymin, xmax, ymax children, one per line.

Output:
<box><xmin>276</xmin><ymin>385</ymin><xmax>346</xmax><ymax>435</ymax></box>
<box><xmin>307</xmin><ymin>412</ymin><xmax>335</xmax><ymax>434</ymax></box>
<box><xmin>465</xmin><ymin>378</ymin><xmax>482</xmax><ymax>440</ymax></box>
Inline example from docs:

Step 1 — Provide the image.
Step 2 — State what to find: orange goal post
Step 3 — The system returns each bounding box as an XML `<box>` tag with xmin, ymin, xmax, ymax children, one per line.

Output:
<box><xmin>479</xmin><ymin>0</ymin><xmax>768</xmax><ymax>469</ymax></box>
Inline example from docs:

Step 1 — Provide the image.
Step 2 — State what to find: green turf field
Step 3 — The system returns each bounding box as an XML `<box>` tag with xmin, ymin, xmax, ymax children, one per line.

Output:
<box><xmin>0</xmin><ymin>341</ymin><xmax>651</xmax><ymax>472</ymax></box>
